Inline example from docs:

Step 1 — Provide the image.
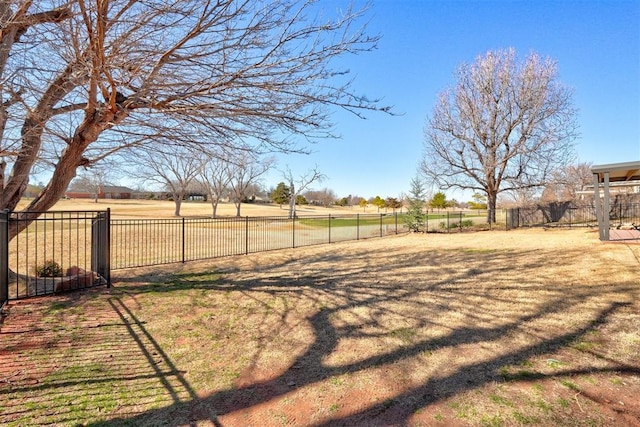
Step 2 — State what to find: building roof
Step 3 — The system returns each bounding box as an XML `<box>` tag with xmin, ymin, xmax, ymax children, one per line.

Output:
<box><xmin>591</xmin><ymin>160</ymin><xmax>640</xmax><ymax>183</ymax></box>
<box><xmin>101</xmin><ymin>185</ymin><xmax>134</xmax><ymax>193</ymax></box>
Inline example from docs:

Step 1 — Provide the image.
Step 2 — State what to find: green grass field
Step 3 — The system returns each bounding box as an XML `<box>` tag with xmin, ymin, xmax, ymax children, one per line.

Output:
<box><xmin>297</xmin><ymin>211</ymin><xmax>486</xmax><ymax>228</ymax></box>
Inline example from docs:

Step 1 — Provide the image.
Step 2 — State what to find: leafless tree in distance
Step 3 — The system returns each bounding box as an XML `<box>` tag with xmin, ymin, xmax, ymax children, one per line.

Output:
<box><xmin>283</xmin><ymin>165</ymin><xmax>325</xmax><ymax>218</ymax></box>
<box><xmin>228</xmin><ymin>151</ymin><xmax>274</xmax><ymax>217</ymax></box>
<box><xmin>306</xmin><ymin>188</ymin><xmax>337</xmax><ymax>207</ymax></box>
<box><xmin>132</xmin><ymin>146</ymin><xmax>204</xmax><ymax>216</ymax></box>
<box><xmin>198</xmin><ymin>151</ymin><xmax>233</xmax><ymax>218</ymax></box>
<box><xmin>540</xmin><ymin>162</ymin><xmax>593</xmax><ymax>203</ymax></box>
<box><xmin>68</xmin><ymin>163</ymin><xmax>110</xmax><ymax>203</ymax></box>
<box><xmin>0</xmin><ymin>0</ymin><xmax>390</xmax><ymax>238</ymax></box>
<box><xmin>421</xmin><ymin>48</ymin><xmax>578</xmax><ymax>223</ymax></box>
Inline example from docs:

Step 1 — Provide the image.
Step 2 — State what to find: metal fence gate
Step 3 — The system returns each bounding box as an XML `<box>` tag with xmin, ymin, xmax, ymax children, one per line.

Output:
<box><xmin>1</xmin><ymin>210</ymin><xmax>111</xmax><ymax>307</ymax></box>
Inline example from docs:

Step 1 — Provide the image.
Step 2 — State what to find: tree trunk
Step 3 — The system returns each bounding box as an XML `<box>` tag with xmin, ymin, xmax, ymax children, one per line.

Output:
<box><xmin>487</xmin><ymin>191</ymin><xmax>498</xmax><ymax>223</ymax></box>
<box><xmin>174</xmin><ymin>195</ymin><xmax>183</xmax><ymax>216</ymax></box>
<box><xmin>288</xmin><ymin>183</ymin><xmax>296</xmax><ymax>219</ymax></box>
<box><xmin>9</xmin><ymin>141</ymin><xmax>88</xmax><ymax>239</ymax></box>
<box><xmin>4</xmin><ymin>60</ymin><xmax>127</xmax><ymax>239</ymax></box>
<box><xmin>210</xmin><ymin>200</ymin><xmax>219</xmax><ymax>218</ymax></box>
<box><xmin>235</xmin><ymin>201</ymin><xmax>241</xmax><ymax>217</ymax></box>
<box><xmin>2</xmin><ymin>62</ymin><xmax>80</xmax><ymax>213</ymax></box>
<box><xmin>3</xmin><ymin>117</ymin><xmax>47</xmax><ymax>212</ymax></box>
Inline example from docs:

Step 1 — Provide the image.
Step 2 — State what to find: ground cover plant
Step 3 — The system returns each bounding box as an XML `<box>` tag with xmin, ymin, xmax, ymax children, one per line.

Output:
<box><xmin>1</xmin><ymin>229</ymin><xmax>639</xmax><ymax>426</ymax></box>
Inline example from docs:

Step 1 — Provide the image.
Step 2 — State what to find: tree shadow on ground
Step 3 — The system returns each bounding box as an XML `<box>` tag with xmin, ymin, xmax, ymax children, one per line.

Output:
<box><xmin>2</xmin><ymin>241</ymin><xmax>639</xmax><ymax>426</ymax></box>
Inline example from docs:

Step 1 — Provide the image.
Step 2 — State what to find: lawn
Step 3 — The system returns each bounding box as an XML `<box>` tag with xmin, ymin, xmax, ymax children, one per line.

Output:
<box><xmin>14</xmin><ymin>198</ymin><xmax>371</xmax><ymax>219</ymax></box>
<box><xmin>1</xmin><ymin>228</ymin><xmax>639</xmax><ymax>426</ymax></box>
<box><xmin>295</xmin><ymin>211</ymin><xmax>484</xmax><ymax>228</ymax></box>
<box><xmin>297</xmin><ymin>213</ymin><xmax>401</xmax><ymax>228</ymax></box>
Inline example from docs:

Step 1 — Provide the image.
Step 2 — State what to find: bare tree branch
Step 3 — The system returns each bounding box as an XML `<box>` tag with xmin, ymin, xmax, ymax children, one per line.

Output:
<box><xmin>0</xmin><ymin>0</ymin><xmax>390</xmax><ymax>236</ymax></box>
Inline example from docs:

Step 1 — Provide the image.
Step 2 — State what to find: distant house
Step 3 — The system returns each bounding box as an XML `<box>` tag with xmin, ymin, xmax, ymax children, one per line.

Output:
<box><xmin>66</xmin><ymin>185</ymin><xmax>134</xmax><ymax>200</ymax></box>
<box><xmin>99</xmin><ymin>185</ymin><xmax>133</xmax><ymax>199</ymax></box>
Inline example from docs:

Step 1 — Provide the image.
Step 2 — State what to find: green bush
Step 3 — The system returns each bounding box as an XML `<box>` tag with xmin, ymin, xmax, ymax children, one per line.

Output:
<box><xmin>36</xmin><ymin>260</ymin><xmax>63</xmax><ymax>277</ymax></box>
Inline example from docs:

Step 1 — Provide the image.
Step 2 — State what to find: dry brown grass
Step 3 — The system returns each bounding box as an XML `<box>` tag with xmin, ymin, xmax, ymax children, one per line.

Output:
<box><xmin>16</xmin><ymin>198</ymin><xmax>364</xmax><ymax>219</ymax></box>
<box><xmin>7</xmin><ymin>199</ymin><xmax>387</xmax><ymax>295</ymax></box>
<box><xmin>1</xmin><ymin>228</ymin><xmax>639</xmax><ymax>426</ymax></box>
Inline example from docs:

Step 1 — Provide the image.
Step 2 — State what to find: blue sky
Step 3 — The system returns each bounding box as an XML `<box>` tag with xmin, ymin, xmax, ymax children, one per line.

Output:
<box><xmin>266</xmin><ymin>0</ymin><xmax>640</xmax><ymax>202</ymax></box>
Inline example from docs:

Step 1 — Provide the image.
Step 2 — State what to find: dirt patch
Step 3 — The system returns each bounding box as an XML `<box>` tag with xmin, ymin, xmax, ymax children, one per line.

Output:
<box><xmin>1</xmin><ymin>229</ymin><xmax>639</xmax><ymax>426</ymax></box>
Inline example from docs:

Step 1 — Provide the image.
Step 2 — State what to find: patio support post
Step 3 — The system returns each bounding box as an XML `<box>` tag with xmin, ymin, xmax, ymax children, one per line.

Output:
<box><xmin>603</xmin><ymin>172</ymin><xmax>610</xmax><ymax>241</ymax></box>
<box><xmin>593</xmin><ymin>172</ymin><xmax>604</xmax><ymax>240</ymax></box>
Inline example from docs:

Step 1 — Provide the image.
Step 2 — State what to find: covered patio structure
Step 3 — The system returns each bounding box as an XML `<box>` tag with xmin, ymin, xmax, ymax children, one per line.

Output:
<box><xmin>591</xmin><ymin>160</ymin><xmax>640</xmax><ymax>241</ymax></box>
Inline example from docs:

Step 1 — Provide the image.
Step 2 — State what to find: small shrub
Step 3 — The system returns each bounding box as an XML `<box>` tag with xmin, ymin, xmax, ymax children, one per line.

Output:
<box><xmin>36</xmin><ymin>260</ymin><xmax>63</xmax><ymax>277</ymax></box>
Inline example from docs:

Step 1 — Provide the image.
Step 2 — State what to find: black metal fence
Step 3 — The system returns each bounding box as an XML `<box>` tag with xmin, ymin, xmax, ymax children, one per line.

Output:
<box><xmin>1</xmin><ymin>210</ymin><xmax>110</xmax><ymax>305</ymax></box>
<box><xmin>1</xmin><ymin>208</ymin><xmax>500</xmax><ymax>306</ymax></box>
<box><xmin>505</xmin><ymin>202</ymin><xmax>640</xmax><ymax>229</ymax></box>
<box><xmin>110</xmin><ymin>213</ymin><xmax>408</xmax><ymax>269</ymax></box>
<box><xmin>419</xmin><ymin>210</ymin><xmax>502</xmax><ymax>233</ymax></box>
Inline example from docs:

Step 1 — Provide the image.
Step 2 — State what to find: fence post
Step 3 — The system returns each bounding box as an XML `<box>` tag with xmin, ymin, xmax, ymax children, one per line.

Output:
<box><xmin>425</xmin><ymin>210</ymin><xmax>428</xmax><ymax>233</ymax></box>
<box><xmin>356</xmin><ymin>214</ymin><xmax>360</xmax><ymax>240</ymax></box>
<box><xmin>505</xmin><ymin>209</ymin><xmax>509</xmax><ymax>230</ymax></box>
<box><xmin>569</xmin><ymin>207</ymin><xmax>572</xmax><ymax>228</ymax></box>
<box><xmin>245</xmin><ymin>216</ymin><xmax>249</xmax><ymax>255</ymax></box>
<box><xmin>182</xmin><ymin>217</ymin><xmax>186</xmax><ymax>263</ymax></box>
<box><xmin>292</xmin><ymin>215</ymin><xmax>296</xmax><ymax>248</ymax></box>
<box><xmin>91</xmin><ymin>209</ymin><xmax>111</xmax><ymax>287</ymax></box>
<box><xmin>328</xmin><ymin>215</ymin><xmax>331</xmax><ymax>244</ymax></box>
<box><xmin>379</xmin><ymin>214</ymin><xmax>383</xmax><ymax>237</ymax></box>
<box><xmin>105</xmin><ymin>209</ymin><xmax>111</xmax><ymax>286</ymax></box>
<box><xmin>506</xmin><ymin>208</ymin><xmax>516</xmax><ymax>230</ymax></box>
<box><xmin>1</xmin><ymin>210</ymin><xmax>8</xmax><ymax>307</ymax></box>
<box><xmin>395</xmin><ymin>212</ymin><xmax>398</xmax><ymax>234</ymax></box>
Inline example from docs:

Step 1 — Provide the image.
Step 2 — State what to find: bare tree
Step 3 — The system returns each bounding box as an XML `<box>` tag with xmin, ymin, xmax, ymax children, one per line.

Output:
<box><xmin>1</xmin><ymin>0</ymin><xmax>389</xmax><ymax>238</ymax></box>
<box><xmin>537</xmin><ymin>161</ymin><xmax>594</xmax><ymax>222</ymax></box>
<box><xmin>68</xmin><ymin>164</ymin><xmax>109</xmax><ymax>203</ymax></box>
<box><xmin>305</xmin><ymin>188</ymin><xmax>336</xmax><ymax>207</ymax></box>
<box><xmin>541</xmin><ymin>162</ymin><xmax>593</xmax><ymax>203</ymax></box>
<box><xmin>350</xmin><ymin>195</ymin><xmax>365</xmax><ymax>210</ymax></box>
<box><xmin>132</xmin><ymin>147</ymin><xmax>204</xmax><ymax>216</ymax></box>
<box><xmin>421</xmin><ymin>48</ymin><xmax>578</xmax><ymax>223</ymax></box>
<box><xmin>198</xmin><ymin>153</ymin><xmax>232</xmax><ymax>218</ymax></box>
<box><xmin>228</xmin><ymin>152</ymin><xmax>274</xmax><ymax>217</ymax></box>
<box><xmin>283</xmin><ymin>166</ymin><xmax>325</xmax><ymax>218</ymax></box>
